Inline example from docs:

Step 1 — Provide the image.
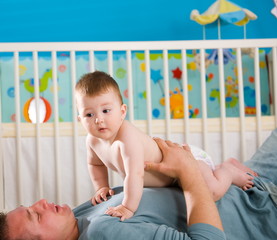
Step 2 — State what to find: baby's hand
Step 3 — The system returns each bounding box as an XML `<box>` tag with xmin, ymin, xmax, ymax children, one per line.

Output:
<box><xmin>91</xmin><ymin>187</ymin><xmax>114</xmax><ymax>205</ymax></box>
<box><xmin>105</xmin><ymin>204</ymin><xmax>134</xmax><ymax>221</ymax></box>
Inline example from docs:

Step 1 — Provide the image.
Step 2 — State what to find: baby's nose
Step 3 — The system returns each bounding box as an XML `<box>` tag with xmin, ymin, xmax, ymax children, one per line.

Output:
<box><xmin>95</xmin><ymin>117</ymin><xmax>103</xmax><ymax>124</ymax></box>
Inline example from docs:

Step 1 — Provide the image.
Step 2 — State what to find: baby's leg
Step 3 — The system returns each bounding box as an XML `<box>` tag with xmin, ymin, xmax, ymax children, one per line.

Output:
<box><xmin>225</xmin><ymin>158</ymin><xmax>258</xmax><ymax>176</ymax></box>
<box><xmin>198</xmin><ymin>160</ymin><xmax>254</xmax><ymax>201</ymax></box>
<box><xmin>213</xmin><ymin>161</ymin><xmax>254</xmax><ymax>191</ymax></box>
<box><xmin>197</xmin><ymin>161</ymin><xmax>232</xmax><ymax>201</ymax></box>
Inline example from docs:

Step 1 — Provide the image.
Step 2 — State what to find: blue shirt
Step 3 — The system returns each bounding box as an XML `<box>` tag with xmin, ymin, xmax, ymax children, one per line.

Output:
<box><xmin>73</xmin><ymin>128</ymin><xmax>277</xmax><ymax>240</ymax></box>
<box><xmin>74</xmin><ymin>187</ymin><xmax>225</xmax><ymax>240</ymax></box>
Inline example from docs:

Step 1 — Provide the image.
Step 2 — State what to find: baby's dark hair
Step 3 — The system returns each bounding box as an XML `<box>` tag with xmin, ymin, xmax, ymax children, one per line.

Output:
<box><xmin>0</xmin><ymin>212</ymin><xmax>9</xmax><ymax>240</ymax></box>
<box><xmin>75</xmin><ymin>71</ymin><xmax>123</xmax><ymax>104</ymax></box>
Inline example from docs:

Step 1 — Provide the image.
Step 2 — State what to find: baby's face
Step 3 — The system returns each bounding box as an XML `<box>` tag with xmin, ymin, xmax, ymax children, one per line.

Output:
<box><xmin>76</xmin><ymin>90</ymin><xmax>126</xmax><ymax>141</ymax></box>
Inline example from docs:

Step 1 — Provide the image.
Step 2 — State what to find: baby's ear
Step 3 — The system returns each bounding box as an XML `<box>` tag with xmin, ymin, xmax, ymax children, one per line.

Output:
<box><xmin>121</xmin><ymin>104</ymin><xmax>127</xmax><ymax>118</ymax></box>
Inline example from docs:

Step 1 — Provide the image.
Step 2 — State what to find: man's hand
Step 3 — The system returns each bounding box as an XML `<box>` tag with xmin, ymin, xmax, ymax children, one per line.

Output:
<box><xmin>145</xmin><ymin>138</ymin><xmax>195</xmax><ymax>180</ymax></box>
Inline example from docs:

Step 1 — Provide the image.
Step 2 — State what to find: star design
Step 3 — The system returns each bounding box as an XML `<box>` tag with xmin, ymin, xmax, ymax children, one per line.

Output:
<box><xmin>151</xmin><ymin>69</ymin><xmax>163</xmax><ymax>84</ymax></box>
<box><xmin>172</xmin><ymin>67</ymin><xmax>182</xmax><ymax>80</ymax></box>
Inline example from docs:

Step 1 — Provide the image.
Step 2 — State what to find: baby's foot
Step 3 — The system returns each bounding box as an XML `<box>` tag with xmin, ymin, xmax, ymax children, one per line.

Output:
<box><xmin>241</xmin><ymin>180</ymin><xmax>254</xmax><ymax>191</ymax></box>
<box><xmin>230</xmin><ymin>167</ymin><xmax>254</xmax><ymax>190</ymax></box>
<box><xmin>226</xmin><ymin>158</ymin><xmax>258</xmax><ymax>177</ymax></box>
<box><xmin>222</xmin><ymin>161</ymin><xmax>254</xmax><ymax>190</ymax></box>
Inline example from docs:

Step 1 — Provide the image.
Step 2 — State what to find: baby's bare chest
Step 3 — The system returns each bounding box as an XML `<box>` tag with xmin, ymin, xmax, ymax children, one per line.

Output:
<box><xmin>94</xmin><ymin>146</ymin><xmax>125</xmax><ymax>174</ymax></box>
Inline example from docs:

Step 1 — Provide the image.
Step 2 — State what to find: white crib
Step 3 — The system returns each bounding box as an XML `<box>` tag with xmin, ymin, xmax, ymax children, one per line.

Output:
<box><xmin>0</xmin><ymin>39</ymin><xmax>276</xmax><ymax>211</ymax></box>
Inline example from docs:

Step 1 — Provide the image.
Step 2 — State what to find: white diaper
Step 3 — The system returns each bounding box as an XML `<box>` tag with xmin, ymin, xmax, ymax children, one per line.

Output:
<box><xmin>189</xmin><ymin>145</ymin><xmax>215</xmax><ymax>170</ymax></box>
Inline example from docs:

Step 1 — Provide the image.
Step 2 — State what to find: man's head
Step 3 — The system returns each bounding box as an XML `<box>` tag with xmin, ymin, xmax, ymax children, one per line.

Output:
<box><xmin>0</xmin><ymin>212</ymin><xmax>9</xmax><ymax>240</ymax></box>
<box><xmin>1</xmin><ymin>199</ymin><xmax>78</xmax><ymax>240</ymax></box>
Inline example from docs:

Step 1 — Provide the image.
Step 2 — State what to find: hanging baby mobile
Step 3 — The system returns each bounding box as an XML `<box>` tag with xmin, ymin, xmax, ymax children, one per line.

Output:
<box><xmin>190</xmin><ymin>0</ymin><xmax>258</xmax><ymax>66</ymax></box>
<box><xmin>189</xmin><ymin>0</ymin><xmax>264</xmax><ymax>116</ymax></box>
<box><xmin>190</xmin><ymin>0</ymin><xmax>257</xmax><ymax>39</ymax></box>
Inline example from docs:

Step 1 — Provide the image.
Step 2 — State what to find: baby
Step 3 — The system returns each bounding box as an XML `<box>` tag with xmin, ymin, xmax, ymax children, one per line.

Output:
<box><xmin>75</xmin><ymin>71</ymin><xmax>256</xmax><ymax>221</ymax></box>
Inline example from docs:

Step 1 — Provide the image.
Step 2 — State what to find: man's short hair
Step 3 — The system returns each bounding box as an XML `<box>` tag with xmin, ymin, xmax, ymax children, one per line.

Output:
<box><xmin>0</xmin><ymin>212</ymin><xmax>41</xmax><ymax>240</ymax></box>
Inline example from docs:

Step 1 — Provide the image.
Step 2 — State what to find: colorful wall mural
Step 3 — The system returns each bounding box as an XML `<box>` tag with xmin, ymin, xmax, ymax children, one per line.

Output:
<box><xmin>0</xmin><ymin>49</ymin><xmax>270</xmax><ymax>123</ymax></box>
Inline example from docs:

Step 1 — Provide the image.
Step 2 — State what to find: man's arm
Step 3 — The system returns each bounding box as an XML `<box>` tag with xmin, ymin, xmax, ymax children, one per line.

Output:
<box><xmin>145</xmin><ymin>139</ymin><xmax>223</xmax><ymax>231</ymax></box>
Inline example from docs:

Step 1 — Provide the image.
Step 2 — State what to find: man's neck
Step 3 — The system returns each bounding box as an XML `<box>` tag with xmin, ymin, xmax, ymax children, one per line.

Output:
<box><xmin>67</xmin><ymin>220</ymin><xmax>79</xmax><ymax>240</ymax></box>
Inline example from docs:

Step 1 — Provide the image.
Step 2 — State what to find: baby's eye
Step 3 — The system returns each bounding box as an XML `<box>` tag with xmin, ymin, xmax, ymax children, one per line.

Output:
<box><xmin>103</xmin><ymin>109</ymin><xmax>111</xmax><ymax>113</ymax></box>
<box><xmin>86</xmin><ymin>113</ymin><xmax>94</xmax><ymax>117</ymax></box>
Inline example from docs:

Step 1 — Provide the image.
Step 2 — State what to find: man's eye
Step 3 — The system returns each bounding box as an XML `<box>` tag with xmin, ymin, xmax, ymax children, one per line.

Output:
<box><xmin>37</xmin><ymin>212</ymin><xmax>40</xmax><ymax>222</ymax></box>
<box><xmin>86</xmin><ymin>113</ymin><xmax>94</xmax><ymax>117</ymax></box>
<box><xmin>103</xmin><ymin>109</ymin><xmax>111</xmax><ymax>113</ymax></box>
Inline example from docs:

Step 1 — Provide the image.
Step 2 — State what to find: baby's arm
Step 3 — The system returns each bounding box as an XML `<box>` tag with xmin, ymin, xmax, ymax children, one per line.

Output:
<box><xmin>105</xmin><ymin>138</ymin><xmax>145</xmax><ymax>221</ymax></box>
<box><xmin>86</xmin><ymin>137</ymin><xmax>114</xmax><ymax>205</ymax></box>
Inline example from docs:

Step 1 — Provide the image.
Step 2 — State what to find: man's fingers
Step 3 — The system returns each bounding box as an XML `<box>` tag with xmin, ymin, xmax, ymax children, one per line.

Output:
<box><xmin>153</xmin><ymin>137</ymin><xmax>169</xmax><ymax>152</ymax></box>
<box><xmin>164</xmin><ymin>140</ymin><xmax>176</xmax><ymax>147</ymax></box>
<box><xmin>144</xmin><ymin>161</ymin><xmax>160</xmax><ymax>172</ymax></box>
<box><xmin>181</xmin><ymin>143</ymin><xmax>190</xmax><ymax>151</ymax></box>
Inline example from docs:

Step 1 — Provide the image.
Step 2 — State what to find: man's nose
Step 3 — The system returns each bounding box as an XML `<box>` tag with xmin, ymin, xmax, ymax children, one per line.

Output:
<box><xmin>32</xmin><ymin>199</ymin><xmax>47</xmax><ymax>208</ymax></box>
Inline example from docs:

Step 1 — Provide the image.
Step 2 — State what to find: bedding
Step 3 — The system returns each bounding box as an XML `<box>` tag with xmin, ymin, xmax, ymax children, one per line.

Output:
<box><xmin>73</xmin><ymin>128</ymin><xmax>277</xmax><ymax>240</ymax></box>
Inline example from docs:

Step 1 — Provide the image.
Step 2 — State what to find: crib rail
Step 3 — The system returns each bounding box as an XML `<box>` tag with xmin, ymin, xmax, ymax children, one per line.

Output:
<box><xmin>0</xmin><ymin>39</ymin><xmax>276</xmax><ymax>211</ymax></box>
<box><xmin>0</xmin><ymin>39</ymin><xmax>276</xmax><ymax>51</ymax></box>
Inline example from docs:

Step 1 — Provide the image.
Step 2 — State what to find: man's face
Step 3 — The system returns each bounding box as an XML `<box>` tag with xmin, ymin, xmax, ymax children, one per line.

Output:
<box><xmin>6</xmin><ymin>199</ymin><xmax>78</xmax><ymax>240</ymax></box>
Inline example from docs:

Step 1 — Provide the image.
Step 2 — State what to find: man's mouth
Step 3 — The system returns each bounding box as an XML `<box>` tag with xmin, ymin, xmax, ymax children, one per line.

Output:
<box><xmin>54</xmin><ymin>205</ymin><xmax>59</xmax><ymax>212</ymax></box>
